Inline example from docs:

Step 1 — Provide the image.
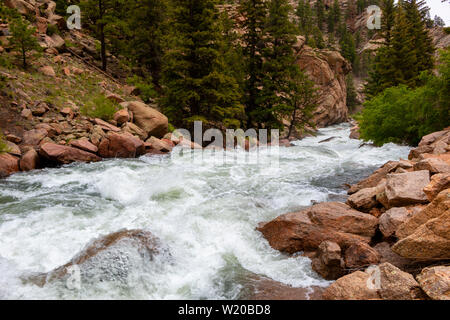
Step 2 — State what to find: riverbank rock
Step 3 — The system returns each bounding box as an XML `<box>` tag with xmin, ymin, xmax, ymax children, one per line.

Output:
<box><xmin>413</xmin><ymin>158</ymin><xmax>450</xmax><ymax>174</ymax></box>
<box><xmin>26</xmin><ymin>229</ymin><xmax>163</xmax><ymax>287</ymax></box>
<box><xmin>346</xmin><ymin>180</ymin><xmax>385</xmax><ymax>212</ymax></box>
<box><xmin>348</xmin><ymin>160</ymin><xmax>413</xmax><ymax>195</ymax></box>
<box><xmin>0</xmin><ymin>153</ymin><xmax>19</xmax><ymax>178</ymax></box>
<box><xmin>396</xmin><ymin>189</ymin><xmax>450</xmax><ymax>239</ymax></box>
<box><xmin>392</xmin><ymin>209</ymin><xmax>450</xmax><ymax>260</ymax></box>
<box><xmin>242</xmin><ymin>275</ymin><xmax>325</xmax><ymax>300</ymax></box>
<box><xmin>322</xmin><ymin>271</ymin><xmax>379</xmax><ymax>300</ymax></box>
<box><xmin>121</xmin><ymin>101</ymin><xmax>168</xmax><ymax>139</ymax></box>
<box><xmin>23</xmin><ymin>128</ymin><xmax>48</xmax><ymax>146</ymax></box>
<box><xmin>69</xmin><ymin>139</ymin><xmax>98</xmax><ymax>154</ymax></box>
<box><xmin>416</xmin><ymin>266</ymin><xmax>450</xmax><ymax>300</ymax></box>
<box><xmin>19</xmin><ymin>148</ymin><xmax>40</xmax><ymax>171</ymax></box>
<box><xmin>379</xmin><ymin>207</ymin><xmax>414</xmax><ymax>238</ymax></box>
<box><xmin>98</xmin><ymin>132</ymin><xmax>145</xmax><ymax>158</ymax></box>
<box><xmin>423</xmin><ymin>173</ymin><xmax>450</xmax><ymax>201</ymax></box>
<box><xmin>344</xmin><ymin>241</ymin><xmax>380</xmax><ymax>269</ymax></box>
<box><xmin>257</xmin><ymin>202</ymin><xmax>378</xmax><ymax>253</ymax></box>
<box><xmin>311</xmin><ymin>241</ymin><xmax>345</xmax><ymax>280</ymax></box>
<box><xmin>385</xmin><ymin>170</ymin><xmax>430</xmax><ymax>207</ymax></box>
<box><xmin>322</xmin><ymin>263</ymin><xmax>423</xmax><ymax>300</ymax></box>
<box><xmin>39</xmin><ymin>143</ymin><xmax>101</xmax><ymax>164</ymax></box>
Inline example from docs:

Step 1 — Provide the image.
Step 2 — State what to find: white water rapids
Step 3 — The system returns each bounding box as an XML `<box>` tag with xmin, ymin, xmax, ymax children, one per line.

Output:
<box><xmin>0</xmin><ymin>123</ymin><xmax>410</xmax><ymax>299</ymax></box>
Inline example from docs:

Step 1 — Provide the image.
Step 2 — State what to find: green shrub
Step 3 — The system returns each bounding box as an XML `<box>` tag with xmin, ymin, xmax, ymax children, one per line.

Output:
<box><xmin>0</xmin><ymin>131</ymin><xmax>9</xmax><ymax>154</ymax></box>
<box><xmin>47</xmin><ymin>24</ymin><xmax>60</xmax><ymax>36</ymax></box>
<box><xmin>359</xmin><ymin>50</ymin><xmax>450</xmax><ymax>146</ymax></box>
<box><xmin>80</xmin><ymin>94</ymin><xmax>120</xmax><ymax>121</ymax></box>
<box><xmin>126</xmin><ymin>75</ymin><xmax>157</xmax><ymax>103</ymax></box>
<box><xmin>444</xmin><ymin>27</ymin><xmax>450</xmax><ymax>35</ymax></box>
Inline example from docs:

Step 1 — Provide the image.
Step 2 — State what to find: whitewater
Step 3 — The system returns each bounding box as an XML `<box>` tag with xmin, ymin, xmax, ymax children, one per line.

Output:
<box><xmin>0</xmin><ymin>123</ymin><xmax>410</xmax><ymax>299</ymax></box>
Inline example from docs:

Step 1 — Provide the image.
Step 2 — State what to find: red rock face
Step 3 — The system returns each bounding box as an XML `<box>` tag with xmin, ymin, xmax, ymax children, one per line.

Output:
<box><xmin>98</xmin><ymin>133</ymin><xmax>145</xmax><ymax>158</ymax></box>
<box><xmin>39</xmin><ymin>143</ymin><xmax>101</xmax><ymax>164</ymax></box>
<box><xmin>0</xmin><ymin>153</ymin><xmax>20</xmax><ymax>178</ymax></box>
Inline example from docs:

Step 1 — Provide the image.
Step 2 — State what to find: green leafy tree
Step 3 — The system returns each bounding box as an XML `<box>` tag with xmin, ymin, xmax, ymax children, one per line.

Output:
<box><xmin>360</xmin><ymin>49</ymin><xmax>450</xmax><ymax>146</ymax></box>
<box><xmin>9</xmin><ymin>16</ymin><xmax>42</xmax><ymax>68</ymax></box>
<box><xmin>161</xmin><ymin>0</ymin><xmax>244</xmax><ymax>130</ymax></box>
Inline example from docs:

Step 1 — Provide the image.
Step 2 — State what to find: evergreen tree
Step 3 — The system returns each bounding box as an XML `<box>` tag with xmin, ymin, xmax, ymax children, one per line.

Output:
<box><xmin>312</xmin><ymin>26</ymin><xmax>325</xmax><ymax>49</ymax></box>
<box><xmin>9</xmin><ymin>15</ymin><xmax>42</xmax><ymax>68</ymax></box>
<box><xmin>259</xmin><ymin>0</ymin><xmax>300</xmax><ymax>129</ymax></box>
<box><xmin>239</xmin><ymin>0</ymin><xmax>268</xmax><ymax>128</ymax></box>
<box><xmin>161</xmin><ymin>0</ymin><xmax>244</xmax><ymax>130</ymax></box>
<box><xmin>314</xmin><ymin>0</ymin><xmax>325</xmax><ymax>31</ymax></box>
<box><xmin>296</xmin><ymin>0</ymin><xmax>313</xmax><ymax>44</ymax></box>
<box><xmin>340</xmin><ymin>30</ymin><xmax>356</xmax><ymax>65</ymax></box>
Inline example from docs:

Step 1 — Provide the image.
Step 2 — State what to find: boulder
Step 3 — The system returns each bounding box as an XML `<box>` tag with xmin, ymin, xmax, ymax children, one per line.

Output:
<box><xmin>19</xmin><ymin>148</ymin><xmax>40</xmax><ymax>172</ymax></box>
<box><xmin>26</xmin><ymin>229</ymin><xmax>162</xmax><ymax>287</ymax></box>
<box><xmin>373</xmin><ymin>242</ymin><xmax>415</xmax><ymax>271</ymax></box>
<box><xmin>346</xmin><ymin>180</ymin><xmax>385</xmax><ymax>212</ymax></box>
<box><xmin>242</xmin><ymin>274</ymin><xmax>324</xmax><ymax>300</ymax></box>
<box><xmin>23</xmin><ymin>129</ymin><xmax>48</xmax><ymax>146</ymax></box>
<box><xmin>257</xmin><ymin>202</ymin><xmax>378</xmax><ymax>254</ymax></box>
<box><xmin>424</xmin><ymin>173</ymin><xmax>450</xmax><ymax>201</ymax></box>
<box><xmin>349</xmin><ymin>126</ymin><xmax>360</xmax><ymax>140</ymax></box>
<box><xmin>121</xmin><ymin>101</ymin><xmax>168</xmax><ymax>139</ymax></box>
<box><xmin>69</xmin><ymin>139</ymin><xmax>98</xmax><ymax>154</ymax></box>
<box><xmin>396</xmin><ymin>189</ymin><xmax>450</xmax><ymax>239</ymax></box>
<box><xmin>39</xmin><ymin>66</ymin><xmax>56</xmax><ymax>77</ymax></box>
<box><xmin>98</xmin><ymin>132</ymin><xmax>145</xmax><ymax>158</ymax></box>
<box><xmin>392</xmin><ymin>209</ymin><xmax>450</xmax><ymax>260</ymax></box>
<box><xmin>416</xmin><ymin>266</ymin><xmax>450</xmax><ymax>300</ymax></box>
<box><xmin>106</xmin><ymin>92</ymin><xmax>125</xmax><ymax>104</ymax></box>
<box><xmin>385</xmin><ymin>170</ymin><xmax>430</xmax><ymax>207</ymax></box>
<box><xmin>21</xmin><ymin>108</ymin><xmax>32</xmax><ymax>120</ymax></box>
<box><xmin>39</xmin><ymin>143</ymin><xmax>101</xmax><ymax>164</ymax></box>
<box><xmin>121</xmin><ymin>122</ymin><xmax>147</xmax><ymax>141</ymax></box>
<box><xmin>94</xmin><ymin>118</ymin><xmax>121</xmax><ymax>133</ymax></box>
<box><xmin>376</xmin><ymin>263</ymin><xmax>423</xmax><ymax>300</ymax></box>
<box><xmin>113</xmin><ymin>109</ymin><xmax>130</xmax><ymax>126</ymax></box>
<box><xmin>379</xmin><ymin>207</ymin><xmax>414</xmax><ymax>238</ymax></box>
<box><xmin>348</xmin><ymin>161</ymin><xmax>412</xmax><ymax>195</ymax></box>
<box><xmin>418</xmin><ymin>130</ymin><xmax>449</xmax><ymax>147</ymax></box>
<box><xmin>311</xmin><ymin>241</ymin><xmax>345</xmax><ymax>280</ymax></box>
<box><xmin>145</xmin><ymin>136</ymin><xmax>173</xmax><ymax>153</ymax></box>
<box><xmin>322</xmin><ymin>271</ymin><xmax>379</xmax><ymax>300</ymax></box>
<box><xmin>5</xmin><ymin>134</ymin><xmax>22</xmax><ymax>144</ymax></box>
<box><xmin>89</xmin><ymin>125</ymin><xmax>106</xmax><ymax>146</ymax></box>
<box><xmin>409</xmin><ymin>145</ymin><xmax>434</xmax><ymax>160</ymax></box>
<box><xmin>4</xmin><ymin>0</ymin><xmax>35</xmax><ymax>15</ymax></box>
<box><xmin>322</xmin><ymin>263</ymin><xmax>423</xmax><ymax>300</ymax></box>
<box><xmin>344</xmin><ymin>241</ymin><xmax>381</xmax><ymax>269</ymax></box>
<box><xmin>0</xmin><ymin>153</ymin><xmax>19</xmax><ymax>178</ymax></box>
<box><xmin>413</xmin><ymin>158</ymin><xmax>450</xmax><ymax>174</ymax></box>
<box><xmin>6</xmin><ymin>141</ymin><xmax>21</xmax><ymax>157</ymax></box>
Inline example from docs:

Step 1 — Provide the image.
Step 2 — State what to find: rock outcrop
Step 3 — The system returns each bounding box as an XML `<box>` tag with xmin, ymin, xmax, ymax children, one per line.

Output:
<box><xmin>295</xmin><ymin>38</ymin><xmax>351</xmax><ymax>128</ymax></box>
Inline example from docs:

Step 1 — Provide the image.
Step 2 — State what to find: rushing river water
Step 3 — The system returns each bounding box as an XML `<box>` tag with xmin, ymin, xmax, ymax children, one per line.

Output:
<box><xmin>0</xmin><ymin>123</ymin><xmax>410</xmax><ymax>299</ymax></box>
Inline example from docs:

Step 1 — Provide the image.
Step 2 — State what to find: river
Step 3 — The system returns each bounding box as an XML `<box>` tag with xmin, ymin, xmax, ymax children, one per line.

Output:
<box><xmin>0</xmin><ymin>123</ymin><xmax>410</xmax><ymax>299</ymax></box>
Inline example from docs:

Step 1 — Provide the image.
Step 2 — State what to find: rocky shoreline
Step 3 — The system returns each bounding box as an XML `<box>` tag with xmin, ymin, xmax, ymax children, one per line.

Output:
<box><xmin>258</xmin><ymin>127</ymin><xmax>450</xmax><ymax>300</ymax></box>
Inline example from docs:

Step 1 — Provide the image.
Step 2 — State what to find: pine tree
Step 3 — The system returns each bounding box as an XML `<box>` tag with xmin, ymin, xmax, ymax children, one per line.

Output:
<box><xmin>314</xmin><ymin>0</ymin><xmax>326</xmax><ymax>31</ymax></box>
<box><xmin>340</xmin><ymin>31</ymin><xmax>356</xmax><ymax>65</ymax></box>
<box><xmin>239</xmin><ymin>0</ymin><xmax>268</xmax><ymax>128</ymax></box>
<box><xmin>161</xmin><ymin>0</ymin><xmax>244</xmax><ymax>130</ymax></box>
<box><xmin>9</xmin><ymin>15</ymin><xmax>42</xmax><ymax>68</ymax></box>
<box><xmin>259</xmin><ymin>0</ymin><xmax>298</xmax><ymax>129</ymax></box>
<box><xmin>296</xmin><ymin>0</ymin><xmax>313</xmax><ymax>44</ymax></box>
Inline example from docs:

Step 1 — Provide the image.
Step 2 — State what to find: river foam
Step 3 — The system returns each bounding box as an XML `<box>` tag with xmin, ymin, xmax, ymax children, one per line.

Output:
<box><xmin>0</xmin><ymin>123</ymin><xmax>410</xmax><ymax>299</ymax></box>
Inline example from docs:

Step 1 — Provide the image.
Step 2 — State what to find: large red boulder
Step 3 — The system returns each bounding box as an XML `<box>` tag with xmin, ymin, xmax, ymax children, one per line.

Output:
<box><xmin>39</xmin><ymin>143</ymin><xmax>101</xmax><ymax>164</ymax></box>
<box><xmin>98</xmin><ymin>132</ymin><xmax>145</xmax><ymax>158</ymax></box>
<box><xmin>257</xmin><ymin>202</ymin><xmax>378</xmax><ymax>254</ymax></box>
<box><xmin>0</xmin><ymin>153</ymin><xmax>20</xmax><ymax>178</ymax></box>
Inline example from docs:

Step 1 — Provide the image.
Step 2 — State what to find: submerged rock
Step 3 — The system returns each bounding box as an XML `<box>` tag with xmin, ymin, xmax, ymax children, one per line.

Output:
<box><xmin>25</xmin><ymin>229</ymin><xmax>165</xmax><ymax>287</ymax></box>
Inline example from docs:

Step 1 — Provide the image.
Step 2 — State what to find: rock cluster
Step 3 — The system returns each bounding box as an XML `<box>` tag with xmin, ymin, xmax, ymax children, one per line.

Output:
<box><xmin>258</xmin><ymin>127</ymin><xmax>450</xmax><ymax>300</ymax></box>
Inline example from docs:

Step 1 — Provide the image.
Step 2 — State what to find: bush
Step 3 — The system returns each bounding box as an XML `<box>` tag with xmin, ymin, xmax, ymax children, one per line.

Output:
<box><xmin>80</xmin><ymin>94</ymin><xmax>120</xmax><ymax>121</ymax></box>
<box><xmin>359</xmin><ymin>50</ymin><xmax>450</xmax><ymax>146</ymax></box>
<box><xmin>47</xmin><ymin>24</ymin><xmax>60</xmax><ymax>36</ymax></box>
<box><xmin>126</xmin><ymin>75</ymin><xmax>157</xmax><ymax>103</ymax></box>
<box><xmin>0</xmin><ymin>131</ymin><xmax>9</xmax><ymax>154</ymax></box>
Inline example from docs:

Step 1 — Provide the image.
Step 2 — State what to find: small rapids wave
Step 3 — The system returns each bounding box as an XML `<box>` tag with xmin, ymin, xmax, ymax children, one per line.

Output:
<box><xmin>0</xmin><ymin>123</ymin><xmax>410</xmax><ymax>299</ymax></box>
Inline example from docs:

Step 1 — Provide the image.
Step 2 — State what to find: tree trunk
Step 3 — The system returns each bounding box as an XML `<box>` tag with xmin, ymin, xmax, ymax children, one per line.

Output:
<box><xmin>99</xmin><ymin>0</ymin><xmax>107</xmax><ymax>71</ymax></box>
<box><xmin>287</xmin><ymin>105</ymin><xmax>298</xmax><ymax>139</ymax></box>
<box><xmin>21</xmin><ymin>44</ymin><xmax>26</xmax><ymax>69</ymax></box>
